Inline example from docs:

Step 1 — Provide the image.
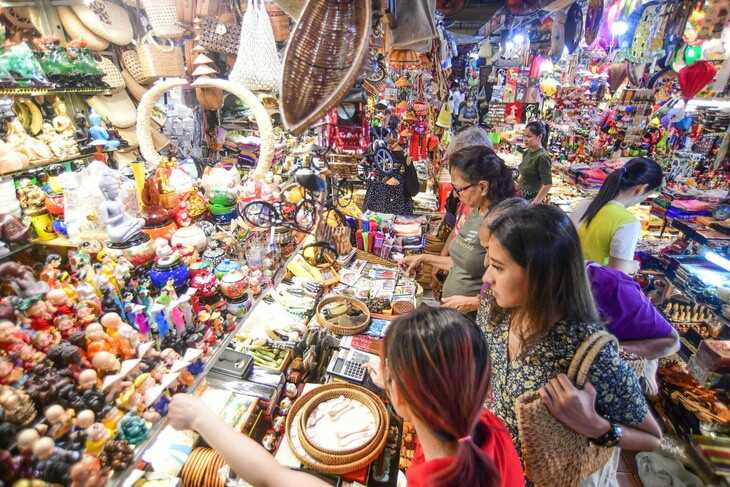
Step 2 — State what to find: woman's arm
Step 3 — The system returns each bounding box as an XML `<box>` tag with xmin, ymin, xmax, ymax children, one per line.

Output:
<box><xmin>541</xmin><ymin>376</ymin><xmax>661</xmax><ymax>452</ymax></box>
<box><xmin>168</xmin><ymin>394</ymin><xmax>328</xmax><ymax>487</ymax></box>
<box><xmin>608</xmin><ymin>222</ymin><xmax>641</xmax><ymax>274</ymax></box>
<box><xmin>620</xmin><ymin>329</ymin><xmax>680</xmax><ymax>360</ymax></box>
<box><xmin>532</xmin><ymin>184</ymin><xmax>552</xmax><ymax>205</ymax></box>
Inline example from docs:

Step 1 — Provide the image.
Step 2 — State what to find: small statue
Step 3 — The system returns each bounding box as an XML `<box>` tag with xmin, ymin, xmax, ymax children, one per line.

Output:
<box><xmin>141</xmin><ymin>176</ymin><xmax>171</xmax><ymax>227</ymax></box>
<box><xmin>116</xmin><ymin>413</ymin><xmax>148</xmax><ymax>445</ymax></box>
<box><xmin>51</xmin><ymin>97</ymin><xmax>75</xmax><ymax>136</ymax></box>
<box><xmin>40</xmin><ymin>254</ymin><xmax>63</xmax><ymax>289</ymax></box>
<box><xmin>74</xmin><ymin>113</ymin><xmax>91</xmax><ymax>152</ymax></box>
<box><xmin>69</xmin><ymin>455</ymin><xmax>109</xmax><ymax>487</ymax></box>
<box><xmin>33</xmin><ymin>436</ymin><xmax>81</xmax><ymax>485</ymax></box>
<box><xmin>78</xmin><ymin>369</ymin><xmax>98</xmax><ymax>391</ymax></box>
<box><xmin>99</xmin><ymin>173</ymin><xmax>145</xmax><ymax>244</ymax></box>
<box><xmin>5</xmin><ymin>117</ymin><xmax>53</xmax><ymax>161</ymax></box>
<box><xmin>0</xmin><ymin>262</ymin><xmax>48</xmax><ymax>298</ymax></box>
<box><xmin>0</xmin><ymin>320</ymin><xmax>31</xmax><ymax>354</ymax></box>
<box><xmin>44</xmin><ymin>404</ymin><xmax>73</xmax><ymax>441</ymax></box>
<box><xmin>88</xmin><ymin>112</ymin><xmax>120</xmax><ymax>151</ymax></box>
<box><xmin>22</xmin><ymin>298</ymin><xmax>55</xmax><ymax>331</ymax></box>
<box><xmin>15</xmin><ymin>428</ymin><xmax>39</xmax><ymax>479</ymax></box>
<box><xmin>91</xmin><ymin>351</ymin><xmax>120</xmax><ymax>375</ymax></box>
<box><xmin>84</xmin><ymin>423</ymin><xmax>110</xmax><ymax>456</ymax></box>
<box><xmin>99</xmin><ymin>440</ymin><xmax>133</xmax><ymax>471</ymax></box>
<box><xmin>0</xmin><ymin>385</ymin><xmax>37</xmax><ymax>426</ymax></box>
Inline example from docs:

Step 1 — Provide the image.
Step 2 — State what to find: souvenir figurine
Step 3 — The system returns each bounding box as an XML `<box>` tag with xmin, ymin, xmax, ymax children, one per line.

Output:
<box><xmin>39</xmin><ymin>255</ymin><xmax>63</xmax><ymax>289</ymax></box>
<box><xmin>66</xmin><ymin>409</ymin><xmax>95</xmax><ymax>451</ymax></box>
<box><xmin>91</xmin><ymin>351</ymin><xmax>120</xmax><ymax>375</ymax></box>
<box><xmin>54</xmin><ymin>315</ymin><xmax>79</xmax><ymax>339</ymax></box>
<box><xmin>0</xmin><ymin>356</ymin><xmax>22</xmax><ymax>385</ymax></box>
<box><xmin>32</xmin><ymin>329</ymin><xmax>60</xmax><ymax>353</ymax></box>
<box><xmin>88</xmin><ymin>112</ymin><xmax>120</xmax><ymax>151</ymax></box>
<box><xmin>0</xmin><ymin>261</ymin><xmax>49</xmax><ymax>297</ymax></box>
<box><xmin>44</xmin><ymin>404</ymin><xmax>73</xmax><ymax>441</ymax></box>
<box><xmin>0</xmin><ymin>320</ymin><xmax>30</xmax><ymax>354</ymax></box>
<box><xmin>85</xmin><ymin>323</ymin><xmax>116</xmax><ymax>360</ymax></box>
<box><xmin>15</xmin><ymin>428</ymin><xmax>39</xmax><ymax>479</ymax></box>
<box><xmin>84</xmin><ymin>423</ymin><xmax>110</xmax><ymax>456</ymax></box>
<box><xmin>0</xmin><ymin>385</ymin><xmax>36</xmax><ymax>426</ymax></box>
<box><xmin>116</xmin><ymin>413</ymin><xmax>148</xmax><ymax>445</ymax></box>
<box><xmin>78</xmin><ymin>369</ymin><xmax>99</xmax><ymax>391</ymax></box>
<box><xmin>99</xmin><ymin>173</ymin><xmax>145</xmax><ymax>245</ymax></box>
<box><xmin>99</xmin><ymin>440</ymin><xmax>133</xmax><ymax>471</ymax></box>
<box><xmin>33</xmin><ymin>436</ymin><xmax>81</xmax><ymax>485</ymax></box>
<box><xmin>100</xmin><ymin>312</ymin><xmax>122</xmax><ymax>337</ymax></box>
<box><xmin>69</xmin><ymin>454</ymin><xmax>109</xmax><ymax>487</ymax></box>
<box><xmin>21</xmin><ymin>298</ymin><xmax>55</xmax><ymax>331</ymax></box>
<box><xmin>46</xmin><ymin>288</ymin><xmax>74</xmax><ymax>316</ymax></box>
<box><xmin>261</xmin><ymin>430</ymin><xmax>277</xmax><ymax>452</ymax></box>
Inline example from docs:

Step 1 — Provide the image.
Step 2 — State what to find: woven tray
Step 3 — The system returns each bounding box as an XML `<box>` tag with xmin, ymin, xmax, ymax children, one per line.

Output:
<box><xmin>316</xmin><ymin>295</ymin><xmax>371</xmax><ymax>335</ymax></box>
<box><xmin>354</xmin><ymin>249</ymin><xmax>397</xmax><ymax>268</ymax></box>
<box><xmin>298</xmin><ymin>386</ymin><xmax>386</xmax><ymax>462</ymax></box>
<box><xmin>285</xmin><ymin>384</ymin><xmax>389</xmax><ymax>475</ymax></box>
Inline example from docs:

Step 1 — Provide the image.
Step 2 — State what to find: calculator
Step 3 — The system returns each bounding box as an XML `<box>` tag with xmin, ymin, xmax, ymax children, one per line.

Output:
<box><xmin>326</xmin><ymin>348</ymin><xmax>370</xmax><ymax>383</ymax></box>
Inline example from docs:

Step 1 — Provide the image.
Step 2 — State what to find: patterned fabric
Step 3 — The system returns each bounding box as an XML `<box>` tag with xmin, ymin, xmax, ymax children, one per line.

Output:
<box><xmin>476</xmin><ymin>291</ymin><xmax>648</xmax><ymax>461</ymax></box>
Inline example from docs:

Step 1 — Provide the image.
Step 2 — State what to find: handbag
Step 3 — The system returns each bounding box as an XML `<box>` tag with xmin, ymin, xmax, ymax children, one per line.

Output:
<box><xmin>142</xmin><ymin>0</ymin><xmax>184</xmax><ymax>38</ymax></box>
<box><xmin>229</xmin><ymin>0</ymin><xmax>281</xmax><ymax>92</ymax></box>
<box><xmin>96</xmin><ymin>56</ymin><xmax>126</xmax><ymax>90</ymax></box>
<box><xmin>137</xmin><ymin>33</ymin><xmax>185</xmax><ymax>80</ymax></box>
<box><xmin>121</xmin><ymin>49</ymin><xmax>155</xmax><ymax>85</ymax></box>
<box><xmin>515</xmin><ymin>331</ymin><xmax>618</xmax><ymax>487</ymax></box>
<box><xmin>199</xmin><ymin>16</ymin><xmax>241</xmax><ymax>55</ymax></box>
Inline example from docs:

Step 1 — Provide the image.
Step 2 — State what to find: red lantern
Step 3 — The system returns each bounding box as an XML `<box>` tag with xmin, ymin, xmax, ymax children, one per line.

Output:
<box><xmin>678</xmin><ymin>61</ymin><xmax>717</xmax><ymax>100</ymax></box>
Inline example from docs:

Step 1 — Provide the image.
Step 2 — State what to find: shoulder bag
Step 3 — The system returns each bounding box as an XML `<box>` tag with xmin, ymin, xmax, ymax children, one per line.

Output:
<box><xmin>515</xmin><ymin>330</ymin><xmax>618</xmax><ymax>487</ymax></box>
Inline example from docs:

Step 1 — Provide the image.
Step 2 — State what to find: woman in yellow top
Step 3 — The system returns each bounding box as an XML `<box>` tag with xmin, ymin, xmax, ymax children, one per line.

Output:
<box><xmin>576</xmin><ymin>157</ymin><xmax>663</xmax><ymax>274</ymax></box>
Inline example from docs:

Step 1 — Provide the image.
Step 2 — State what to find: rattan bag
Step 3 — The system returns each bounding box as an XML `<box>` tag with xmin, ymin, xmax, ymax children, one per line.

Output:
<box><xmin>137</xmin><ymin>33</ymin><xmax>185</xmax><ymax>80</ymax></box>
<box><xmin>142</xmin><ymin>0</ymin><xmax>184</xmax><ymax>38</ymax></box>
<box><xmin>121</xmin><ymin>49</ymin><xmax>155</xmax><ymax>85</ymax></box>
<box><xmin>515</xmin><ymin>331</ymin><xmax>618</xmax><ymax>487</ymax></box>
<box><xmin>96</xmin><ymin>56</ymin><xmax>125</xmax><ymax>90</ymax></box>
<box><xmin>199</xmin><ymin>16</ymin><xmax>241</xmax><ymax>55</ymax></box>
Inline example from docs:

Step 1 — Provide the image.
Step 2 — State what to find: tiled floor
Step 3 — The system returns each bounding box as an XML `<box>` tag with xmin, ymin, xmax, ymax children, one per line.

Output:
<box><xmin>618</xmin><ymin>452</ymin><xmax>644</xmax><ymax>487</ymax></box>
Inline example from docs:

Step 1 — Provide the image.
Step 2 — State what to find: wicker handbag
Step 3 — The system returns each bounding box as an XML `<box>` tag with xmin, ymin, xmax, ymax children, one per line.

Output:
<box><xmin>121</xmin><ymin>49</ymin><xmax>155</xmax><ymax>85</ymax></box>
<box><xmin>229</xmin><ymin>0</ymin><xmax>281</xmax><ymax>92</ymax></box>
<box><xmin>515</xmin><ymin>331</ymin><xmax>618</xmax><ymax>487</ymax></box>
<box><xmin>199</xmin><ymin>16</ymin><xmax>241</xmax><ymax>55</ymax></box>
<box><xmin>96</xmin><ymin>56</ymin><xmax>125</xmax><ymax>90</ymax></box>
<box><xmin>137</xmin><ymin>33</ymin><xmax>185</xmax><ymax>80</ymax></box>
<box><xmin>142</xmin><ymin>0</ymin><xmax>184</xmax><ymax>38</ymax></box>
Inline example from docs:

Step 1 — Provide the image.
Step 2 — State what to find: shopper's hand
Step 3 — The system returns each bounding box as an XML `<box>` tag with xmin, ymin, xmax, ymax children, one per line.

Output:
<box><xmin>441</xmin><ymin>295</ymin><xmax>479</xmax><ymax>314</ymax></box>
<box><xmin>399</xmin><ymin>255</ymin><xmax>423</xmax><ymax>276</ymax></box>
<box><xmin>539</xmin><ymin>375</ymin><xmax>610</xmax><ymax>439</ymax></box>
<box><xmin>168</xmin><ymin>393</ymin><xmax>207</xmax><ymax>431</ymax></box>
<box><xmin>363</xmin><ymin>357</ymin><xmax>384</xmax><ymax>390</ymax></box>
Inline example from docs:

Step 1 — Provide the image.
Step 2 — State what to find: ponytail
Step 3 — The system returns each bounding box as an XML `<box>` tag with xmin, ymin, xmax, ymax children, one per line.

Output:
<box><xmin>449</xmin><ymin>145</ymin><xmax>517</xmax><ymax>204</ymax></box>
<box><xmin>580</xmin><ymin>157</ymin><xmax>663</xmax><ymax>226</ymax></box>
<box><xmin>384</xmin><ymin>307</ymin><xmax>500</xmax><ymax>487</ymax></box>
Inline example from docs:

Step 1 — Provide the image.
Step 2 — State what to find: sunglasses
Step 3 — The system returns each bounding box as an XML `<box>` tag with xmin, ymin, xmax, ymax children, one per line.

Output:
<box><xmin>452</xmin><ymin>183</ymin><xmax>476</xmax><ymax>196</ymax></box>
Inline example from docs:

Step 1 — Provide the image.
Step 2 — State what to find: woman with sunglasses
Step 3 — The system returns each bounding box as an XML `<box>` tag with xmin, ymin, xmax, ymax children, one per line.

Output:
<box><xmin>401</xmin><ymin>145</ymin><xmax>515</xmax><ymax>315</ymax></box>
<box><xmin>167</xmin><ymin>307</ymin><xmax>524</xmax><ymax>487</ymax></box>
<box><xmin>478</xmin><ymin>204</ymin><xmax>661</xmax><ymax>485</ymax></box>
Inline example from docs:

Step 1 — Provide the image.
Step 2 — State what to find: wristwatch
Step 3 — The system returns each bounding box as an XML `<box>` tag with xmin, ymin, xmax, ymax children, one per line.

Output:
<box><xmin>590</xmin><ymin>423</ymin><xmax>623</xmax><ymax>447</ymax></box>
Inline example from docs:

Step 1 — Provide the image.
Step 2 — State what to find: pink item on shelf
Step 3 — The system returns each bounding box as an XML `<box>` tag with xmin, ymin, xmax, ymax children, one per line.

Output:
<box><xmin>671</xmin><ymin>199</ymin><xmax>711</xmax><ymax>212</ymax></box>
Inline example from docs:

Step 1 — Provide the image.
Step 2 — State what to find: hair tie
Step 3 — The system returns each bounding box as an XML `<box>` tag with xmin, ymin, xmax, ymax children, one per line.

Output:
<box><xmin>457</xmin><ymin>435</ymin><xmax>472</xmax><ymax>444</ymax></box>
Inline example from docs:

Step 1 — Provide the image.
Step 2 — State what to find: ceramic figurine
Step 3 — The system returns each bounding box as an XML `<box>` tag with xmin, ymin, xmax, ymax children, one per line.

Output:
<box><xmin>84</xmin><ymin>423</ymin><xmax>109</xmax><ymax>456</ymax></box>
<box><xmin>0</xmin><ymin>262</ymin><xmax>49</xmax><ymax>297</ymax></box>
<box><xmin>100</xmin><ymin>312</ymin><xmax>122</xmax><ymax>337</ymax></box>
<box><xmin>0</xmin><ymin>320</ymin><xmax>31</xmax><ymax>353</ymax></box>
<box><xmin>0</xmin><ymin>356</ymin><xmax>22</xmax><ymax>385</ymax></box>
<box><xmin>88</xmin><ymin>112</ymin><xmax>120</xmax><ymax>151</ymax></box>
<box><xmin>115</xmin><ymin>324</ymin><xmax>140</xmax><ymax>360</ymax></box>
<box><xmin>91</xmin><ymin>351</ymin><xmax>120</xmax><ymax>375</ymax></box>
<box><xmin>85</xmin><ymin>323</ymin><xmax>116</xmax><ymax>360</ymax></box>
<box><xmin>99</xmin><ymin>173</ymin><xmax>145</xmax><ymax>245</ymax></box>
<box><xmin>0</xmin><ymin>386</ymin><xmax>36</xmax><ymax>426</ymax></box>
<box><xmin>44</xmin><ymin>404</ymin><xmax>73</xmax><ymax>441</ymax></box>
<box><xmin>261</xmin><ymin>430</ymin><xmax>277</xmax><ymax>451</ymax></box>
<box><xmin>99</xmin><ymin>440</ymin><xmax>133</xmax><ymax>471</ymax></box>
<box><xmin>116</xmin><ymin>413</ymin><xmax>148</xmax><ymax>445</ymax></box>
<box><xmin>15</xmin><ymin>428</ymin><xmax>39</xmax><ymax>479</ymax></box>
<box><xmin>78</xmin><ymin>369</ymin><xmax>99</xmax><ymax>391</ymax></box>
<box><xmin>46</xmin><ymin>288</ymin><xmax>73</xmax><ymax>316</ymax></box>
<box><xmin>69</xmin><ymin>454</ymin><xmax>108</xmax><ymax>487</ymax></box>
<box><xmin>33</xmin><ymin>436</ymin><xmax>80</xmax><ymax>485</ymax></box>
<box><xmin>22</xmin><ymin>298</ymin><xmax>55</xmax><ymax>331</ymax></box>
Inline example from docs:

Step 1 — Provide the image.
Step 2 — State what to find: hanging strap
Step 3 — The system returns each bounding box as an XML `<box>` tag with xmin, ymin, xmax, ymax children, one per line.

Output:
<box><xmin>567</xmin><ymin>330</ymin><xmax>617</xmax><ymax>388</ymax></box>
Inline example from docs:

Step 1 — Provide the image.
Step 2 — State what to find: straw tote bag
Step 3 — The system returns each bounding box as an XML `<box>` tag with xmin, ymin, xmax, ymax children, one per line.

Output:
<box><xmin>229</xmin><ymin>0</ymin><xmax>281</xmax><ymax>92</ymax></box>
<box><xmin>137</xmin><ymin>33</ymin><xmax>185</xmax><ymax>80</ymax></box>
<box><xmin>57</xmin><ymin>6</ymin><xmax>110</xmax><ymax>51</ymax></box>
<box><xmin>96</xmin><ymin>56</ymin><xmax>126</xmax><ymax>90</ymax></box>
<box><xmin>142</xmin><ymin>0</ymin><xmax>185</xmax><ymax>39</ymax></box>
<box><xmin>515</xmin><ymin>331</ymin><xmax>618</xmax><ymax>487</ymax></box>
<box><xmin>199</xmin><ymin>16</ymin><xmax>241</xmax><ymax>55</ymax></box>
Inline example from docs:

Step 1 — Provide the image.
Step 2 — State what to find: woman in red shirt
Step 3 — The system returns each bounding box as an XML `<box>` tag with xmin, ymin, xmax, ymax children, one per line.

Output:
<box><xmin>167</xmin><ymin>307</ymin><xmax>523</xmax><ymax>487</ymax></box>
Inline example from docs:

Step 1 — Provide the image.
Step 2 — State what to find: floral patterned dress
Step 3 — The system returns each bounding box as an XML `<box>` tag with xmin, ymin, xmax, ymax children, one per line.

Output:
<box><xmin>476</xmin><ymin>291</ymin><xmax>648</xmax><ymax>465</ymax></box>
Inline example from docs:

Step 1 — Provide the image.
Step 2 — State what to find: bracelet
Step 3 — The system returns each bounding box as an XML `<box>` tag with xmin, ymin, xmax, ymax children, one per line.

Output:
<box><xmin>589</xmin><ymin>423</ymin><xmax>623</xmax><ymax>448</ymax></box>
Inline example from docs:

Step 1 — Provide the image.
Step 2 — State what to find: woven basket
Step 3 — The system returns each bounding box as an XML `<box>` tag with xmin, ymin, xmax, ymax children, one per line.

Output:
<box><xmin>286</xmin><ymin>384</ymin><xmax>389</xmax><ymax>475</ymax></box>
<box><xmin>280</xmin><ymin>0</ymin><xmax>371</xmax><ymax>135</ymax></box>
<box><xmin>298</xmin><ymin>386</ymin><xmax>385</xmax><ymax>462</ymax></box>
<box><xmin>121</xmin><ymin>49</ymin><xmax>155</xmax><ymax>85</ymax></box>
<box><xmin>137</xmin><ymin>34</ymin><xmax>185</xmax><ymax>80</ymax></box>
<box><xmin>327</xmin><ymin>153</ymin><xmax>360</xmax><ymax>178</ymax></box>
<box><xmin>96</xmin><ymin>56</ymin><xmax>125</xmax><ymax>90</ymax></box>
<box><xmin>516</xmin><ymin>331</ymin><xmax>617</xmax><ymax>486</ymax></box>
<box><xmin>199</xmin><ymin>16</ymin><xmax>241</xmax><ymax>55</ymax></box>
<box><xmin>142</xmin><ymin>0</ymin><xmax>184</xmax><ymax>38</ymax></box>
<box><xmin>316</xmin><ymin>295</ymin><xmax>371</xmax><ymax>336</ymax></box>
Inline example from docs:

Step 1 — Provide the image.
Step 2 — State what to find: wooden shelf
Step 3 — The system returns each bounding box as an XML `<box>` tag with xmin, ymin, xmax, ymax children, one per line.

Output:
<box><xmin>30</xmin><ymin>236</ymin><xmax>76</xmax><ymax>248</ymax></box>
<box><xmin>0</xmin><ymin>86</ymin><xmax>109</xmax><ymax>97</ymax></box>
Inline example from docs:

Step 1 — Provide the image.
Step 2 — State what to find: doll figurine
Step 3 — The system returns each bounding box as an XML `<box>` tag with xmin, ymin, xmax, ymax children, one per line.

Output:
<box><xmin>54</xmin><ymin>314</ymin><xmax>79</xmax><ymax>339</ymax></box>
<box><xmin>115</xmin><ymin>324</ymin><xmax>139</xmax><ymax>360</ymax></box>
<box><xmin>85</xmin><ymin>323</ymin><xmax>116</xmax><ymax>360</ymax></box>
<box><xmin>46</xmin><ymin>288</ymin><xmax>73</xmax><ymax>316</ymax></box>
<box><xmin>0</xmin><ymin>386</ymin><xmax>36</xmax><ymax>427</ymax></box>
<box><xmin>44</xmin><ymin>405</ymin><xmax>73</xmax><ymax>442</ymax></box>
<box><xmin>100</xmin><ymin>312</ymin><xmax>122</xmax><ymax>337</ymax></box>
<box><xmin>0</xmin><ymin>320</ymin><xmax>30</xmax><ymax>354</ymax></box>
<box><xmin>78</xmin><ymin>369</ymin><xmax>98</xmax><ymax>391</ymax></box>
<box><xmin>69</xmin><ymin>455</ymin><xmax>109</xmax><ymax>487</ymax></box>
<box><xmin>32</xmin><ymin>329</ymin><xmax>60</xmax><ymax>353</ymax></box>
<box><xmin>88</xmin><ymin>112</ymin><xmax>120</xmax><ymax>151</ymax></box>
<box><xmin>39</xmin><ymin>255</ymin><xmax>62</xmax><ymax>289</ymax></box>
<box><xmin>91</xmin><ymin>351</ymin><xmax>119</xmax><ymax>375</ymax></box>
<box><xmin>84</xmin><ymin>423</ymin><xmax>110</xmax><ymax>456</ymax></box>
<box><xmin>0</xmin><ymin>262</ymin><xmax>49</xmax><ymax>297</ymax></box>
<box><xmin>15</xmin><ymin>428</ymin><xmax>39</xmax><ymax>479</ymax></box>
<box><xmin>99</xmin><ymin>173</ymin><xmax>144</xmax><ymax>245</ymax></box>
<box><xmin>0</xmin><ymin>356</ymin><xmax>22</xmax><ymax>385</ymax></box>
<box><xmin>23</xmin><ymin>299</ymin><xmax>55</xmax><ymax>331</ymax></box>
<box><xmin>66</xmin><ymin>409</ymin><xmax>94</xmax><ymax>451</ymax></box>
<box><xmin>99</xmin><ymin>440</ymin><xmax>133</xmax><ymax>471</ymax></box>
<box><xmin>33</xmin><ymin>436</ymin><xmax>81</xmax><ymax>485</ymax></box>
<box><xmin>116</xmin><ymin>413</ymin><xmax>148</xmax><ymax>445</ymax></box>
<box><xmin>76</xmin><ymin>300</ymin><xmax>101</xmax><ymax>328</ymax></box>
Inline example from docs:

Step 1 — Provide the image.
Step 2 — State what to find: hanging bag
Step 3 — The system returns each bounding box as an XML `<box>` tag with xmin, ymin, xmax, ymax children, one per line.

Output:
<box><xmin>96</xmin><ymin>56</ymin><xmax>126</xmax><ymax>90</ymax></box>
<box><xmin>229</xmin><ymin>0</ymin><xmax>281</xmax><ymax>92</ymax></box>
<box><xmin>199</xmin><ymin>15</ymin><xmax>241</xmax><ymax>55</ymax></box>
<box><xmin>142</xmin><ymin>0</ymin><xmax>185</xmax><ymax>39</ymax></box>
<box><xmin>515</xmin><ymin>331</ymin><xmax>618</xmax><ymax>487</ymax></box>
<box><xmin>137</xmin><ymin>32</ymin><xmax>185</xmax><ymax>80</ymax></box>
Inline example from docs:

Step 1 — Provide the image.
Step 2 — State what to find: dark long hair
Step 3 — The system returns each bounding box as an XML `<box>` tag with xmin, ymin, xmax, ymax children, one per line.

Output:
<box><xmin>580</xmin><ymin>157</ymin><xmax>663</xmax><ymax>226</ymax></box>
<box><xmin>489</xmin><ymin>205</ymin><xmax>598</xmax><ymax>351</ymax></box>
<box><xmin>449</xmin><ymin>145</ymin><xmax>516</xmax><ymax>204</ymax></box>
<box><xmin>384</xmin><ymin>307</ymin><xmax>499</xmax><ymax>487</ymax></box>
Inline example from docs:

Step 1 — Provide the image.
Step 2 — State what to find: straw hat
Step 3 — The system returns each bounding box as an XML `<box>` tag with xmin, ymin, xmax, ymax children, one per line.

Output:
<box><xmin>272</xmin><ymin>0</ymin><xmax>304</xmax><ymax>20</ymax></box>
<box><xmin>87</xmin><ymin>90</ymin><xmax>137</xmax><ymax>128</ymax></box>
<box><xmin>71</xmin><ymin>0</ymin><xmax>134</xmax><ymax>46</ymax></box>
<box><xmin>280</xmin><ymin>0</ymin><xmax>371</xmax><ymax>135</ymax></box>
<box><xmin>57</xmin><ymin>6</ymin><xmax>110</xmax><ymax>51</ymax></box>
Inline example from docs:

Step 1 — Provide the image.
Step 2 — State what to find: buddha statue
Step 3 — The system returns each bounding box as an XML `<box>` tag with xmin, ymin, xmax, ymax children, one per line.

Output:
<box><xmin>98</xmin><ymin>173</ymin><xmax>144</xmax><ymax>244</ymax></box>
<box><xmin>141</xmin><ymin>176</ymin><xmax>171</xmax><ymax>227</ymax></box>
<box><xmin>88</xmin><ymin>112</ymin><xmax>120</xmax><ymax>151</ymax></box>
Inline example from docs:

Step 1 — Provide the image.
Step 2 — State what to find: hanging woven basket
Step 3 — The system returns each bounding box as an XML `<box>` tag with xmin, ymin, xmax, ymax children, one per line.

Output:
<box><xmin>280</xmin><ymin>0</ymin><xmax>371</xmax><ymax>135</ymax></box>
